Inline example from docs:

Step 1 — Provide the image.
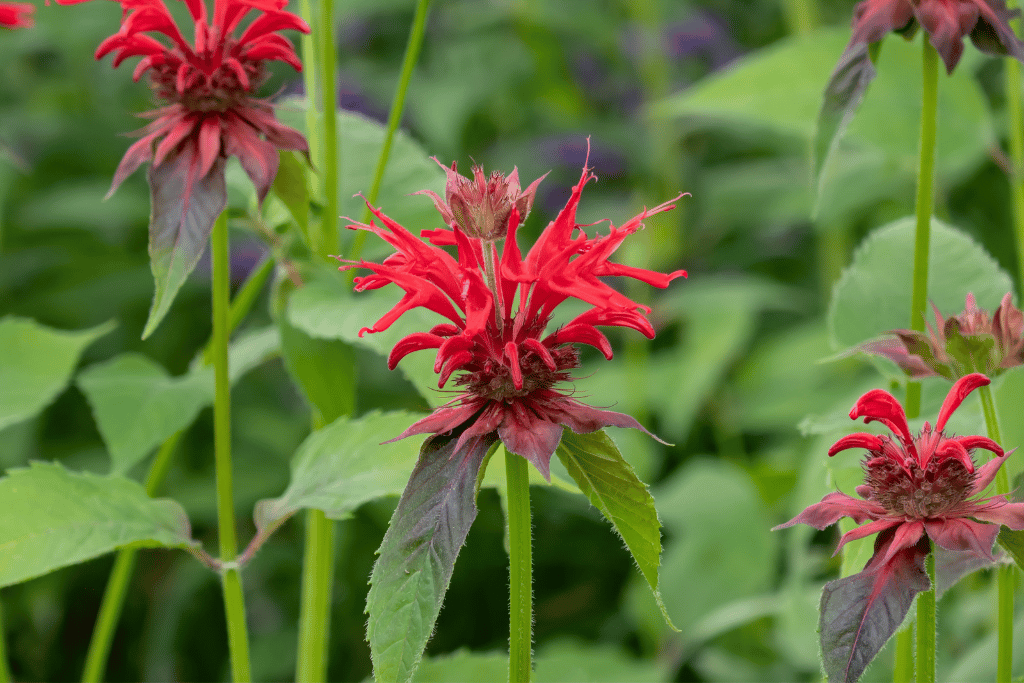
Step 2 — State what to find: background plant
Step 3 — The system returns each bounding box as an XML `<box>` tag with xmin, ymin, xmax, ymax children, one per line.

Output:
<box><xmin>4</xmin><ymin>0</ymin><xmax>1024</xmax><ymax>682</ymax></box>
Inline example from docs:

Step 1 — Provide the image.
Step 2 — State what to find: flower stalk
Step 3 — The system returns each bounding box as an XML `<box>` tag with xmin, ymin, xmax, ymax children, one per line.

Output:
<box><xmin>316</xmin><ymin>0</ymin><xmax>338</xmax><ymax>259</ymax></box>
<box><xmin>505</xmin><ymin>449</ymin><xmax>533</xmax><ymax>683</ymax></box>
<box><xmin>211</xmin><ymin>211</ymin><xmax>251</xmax><ymax>682</ymax></box>
<box><xmin>917</xmin><ymin>547</ymin><xmax>936</xmax><ymax>683</ymax></box>
<box><xmin>0</xmin><ymin>600</ymin><xmax>10</xmax><ymax>683</ymax></box>
<box><xmin>297</xmin><ymin>508</ymin><xmax>335</xmax><ymax>683</ymax></box>
<box><xmin>1009</xmin><ymin>2</ymin><xmax>1024</xmax><ymax>291</ymax></box>
<box><xmin>348</xmin><ymin>0</ymin><xmax>432</xmax><ymax>267</ymax></box>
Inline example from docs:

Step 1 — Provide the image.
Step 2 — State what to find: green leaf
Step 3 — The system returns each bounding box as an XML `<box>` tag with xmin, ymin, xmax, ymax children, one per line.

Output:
<box><xmin>278</xmin><ymin>319</ymin><xmax>356</xmax><ymax>426</ymax></box>
<box><xmin>287</xmin><ymin>268</ymin><xmax>443</xmax><ymax>407</ymax></box>
<box><xmin>0</xmin><ymin>317</ymin><xmax>113</xmax><ymax>431</ymax></box>
<box><xmin>0</xmin><ymin>461</ymin><xmax>195</xmax><ymax>587</ymax></box>
<box><xmin>271</xmin><ymin>149</ymin><xmax>310</xmax><ymax>241</ymax></box>
<box><xmin>77</xmin><ymin>327</ymin><xmax>280</xmax><ymax>474</ymax></box>
<box><xmin>998</xmin><ymin>527</ymin><xmax>1024</xmax><ymax>571</ymax></box>
<box><xmin>142</xmin><ymin>154</ymin><xmax>228</xmax><ymax>339</ymax></box>
<box><xmin>828</xmin><ymin>217</ymin><xmax>1014</xmax><ymax>352</ymax></box>
<box><xmin>555</xmin><ymin>429</ymin><xmax>676</xmax><ymax>630</ymax></box>
<box><xmin>254</xmin><ymin>411</ymin><xmax>423</xmax><ymax>529</ymax></box>
<box><xmin>366</xmin><ymin>430</ymin><xmax>497</xmax><ymax>683</ymax></box>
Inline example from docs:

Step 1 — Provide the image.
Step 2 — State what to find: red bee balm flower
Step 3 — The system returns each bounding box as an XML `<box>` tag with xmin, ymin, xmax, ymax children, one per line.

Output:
<box><xmin>0</xmin><ymin>2</ymin><xmax>32</xmax><ymax>28</ymax></box>
<box><xmin>96</xmin><ymin>0</ymin><xmax>309</xmax><ymax>201</ymax></box>
<box><xmin>343</xmin><ymin>159</ymin><xmax>687</xmax><ymax>479</ymax></box>
<box><xmin>776</xmin><ymin>373</ymin><xmax>1024</xmax><ymax>683</ymax></box>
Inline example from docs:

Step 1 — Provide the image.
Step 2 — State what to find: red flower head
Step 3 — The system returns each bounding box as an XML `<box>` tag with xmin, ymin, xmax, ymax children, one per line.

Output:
<box><xmin>847</xmin><ymin>0</ymin><xmax>1024</xmax><ymax>74</ymax></box>
<box><xmin>95</xmin><ymin>0</ymin><xmax>310</xmax><ymax>201</ymax></box>
<box><xmin>861</xmin><ymin>292</ymin><xmax>1024</xmax><ymax>380</ymax></box>
<box><xmin>342</xmin><ymin>154</ymin><xmax>687</xmax><ymax>479</ymax></box>
<box><xmin>777</xmin><ymin>373</ymin><xmax>1024</xmax><ymax>566</ymax></box>
<box><xmin>0</xmin><ymin>2</ymin><xmax>33</xmax><ymax>28</ymax></box>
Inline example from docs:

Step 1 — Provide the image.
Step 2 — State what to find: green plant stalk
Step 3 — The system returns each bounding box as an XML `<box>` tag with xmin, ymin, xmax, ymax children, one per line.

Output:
<box><xmin>783</xmin><ymin>0</ymin><xmax>819</xmax><ymax>35</ymax></box>
<box><xmin>917</xmin><ymin>547</ymin><xmax>936</xmax><ymax>683</ymax></box>
<box><xmin>1006</xmin><ymin>10</ymin><xmax>1024</xmax><ymax>288</ymax></box>
<box><xmin>978</xmin><ymin>382</ymin><xmax>1013</xmax><ymax>682</ymax></box>
<box><xmin>0</xmin><ymin>599</ymin><xmax>10</xmax><ymax>683</ymax></box>
<box><xmin>299</xmin><ymin>0</ymin><xmax>320</xmax><ymax>191</ymax></box>
<box><xmin>893</xmin><ymin>627</ymin><xmax>914</xmax><ymax>683</ymax></box>
<box><xmin>81</xmin><ymin>253</ymin><xmax>271</xmax><ymax>683</ymax></box>
<box><xmin>211</xmin><ymin>211</ymin><xmax>252</xmax><ymax>682</ymax></box>
<box><xmin>349</xmin><ymin>0</ymin><xmax>432</xmax><ymax>267</ymax></box>
<box><xmin>506</xmin><ymin>450</ymin><xmax>533</xmax><ymax>683</ymax></box>
<box><xmin>317</xmin><ymin>0</ymin><xmax>338</xmax><ymax>259</ymax></box>
<box><xmin>296</xmin><ymin>508</ymin><xmax>336</xmax><ymax>682</ymax></box>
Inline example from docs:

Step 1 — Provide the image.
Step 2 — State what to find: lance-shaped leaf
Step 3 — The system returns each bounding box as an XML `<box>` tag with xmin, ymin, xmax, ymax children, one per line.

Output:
<box><xmin>555</xmin><ymin>429</ymin><xmax>677</xmax><ymax>630</ymax></box>
<box><xmin>814</xmin><ymin>41</ymin><xmax>877</xmax><ymax>189</ymax></box>
<box><xmin>366</xmin><ymin>429</ymin><xmax>498</xmax><ymax>683</ymax></box>
<box><xmin>0</xmin><ymin>461</ymin><xmax>195</xmax><ymax>587</ymax></box>
<box><xmin>142</xmin><ymin>152</ymin><xmax>227</xmax><ymax>339</ymax></box>
<box><xmin>271</xmin><ymin>149</ymin><xmax>310</xmax><ymax>245</ymax></box>
<box><xmin>820</xmin><ymin>530</ymin><xmax>930</xmax><ymax>683</ymax></box>
<box><xmin>77</xmin><ymin>327</ymin><xmax>279</xmax><ymax>474</ymax></box>
<box><xmin>0</xmin><ymin>317</ymin><xmax>113</xmax><ymax>431</ymax></box>
<box><xmin>254</xmin><ymin>411</ymin><xmax>423</xmax><ymax>529</ymax></box>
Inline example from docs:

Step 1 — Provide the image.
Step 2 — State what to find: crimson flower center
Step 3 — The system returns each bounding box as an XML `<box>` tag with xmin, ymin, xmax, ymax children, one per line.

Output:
<box><xmin>863</xmin><ymin>436</ymin><xmax>976</xmax><ymax>518</ymax></box>
<box><xmin>150</xmin><ymin>38</ymin><xmax>264</xmax><ymax>112</ymax></box>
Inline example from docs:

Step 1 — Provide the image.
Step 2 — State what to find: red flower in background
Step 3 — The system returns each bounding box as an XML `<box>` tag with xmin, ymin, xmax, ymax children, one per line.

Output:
<box><xmin>94</xmin><ymin>0</ymin><xmax>309</xmax><ymax>201</ymax></box>
<box><xmin>0</xmin><ymin>2</ymin><xmax>33</xmax><ymax>28</ymax></box>
<box><xmin>847</xmin><ymin>0</ymin><xmax>1024</xmax><ymax>73</ymax></box>
<box><xmin>343</xmin><ymin>156</ymin><xmax>687</xmax><ymax>478</ymax></box>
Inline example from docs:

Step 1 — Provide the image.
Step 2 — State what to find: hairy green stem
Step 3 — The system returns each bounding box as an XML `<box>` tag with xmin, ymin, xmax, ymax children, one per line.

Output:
<box><xmin>212</xmin><ymin>212</ymin><xmax>251</xmax><ymax>682</ymax></box>
<box><xmin>917</xmin><ymin>548</ymin><xmax>936</xmax><ymax>683</ymax></box>
<box><xmin>893</xmin><ymin>627</ymin><xmax>914</xmax><ymax>683</ymax></box>
<box><xmin>506</xmin><ymin>450</ymin><xmax>533</xmax><ymax>683</ymax></box>
<box><xmin>299</xmin><ymin>0</ymin><xmax>320</xmax><ymax>189</ymax></box>
<box><xmin>1007</xmin><ymin>12</ymin><xmax>1024</xmax><ymax>288</ymax></box>
<box><xmin>317</xmin><ymin>0</ymin><xmax>339</xmax><ymax>259</ymax></box>
<box><xmin>349</xmin><ymin>0</ymin><xmax>432</xmax><ymax>266</ymax></box>
<box><xmin>979</xmin><ymin>382</ymin><xmax>1013</xmax><ymax>682</ymax></box>
<box><xmin>296</xmin><ymin>509</ymin><xmax>336</xmax><ymax>682</ymax></box>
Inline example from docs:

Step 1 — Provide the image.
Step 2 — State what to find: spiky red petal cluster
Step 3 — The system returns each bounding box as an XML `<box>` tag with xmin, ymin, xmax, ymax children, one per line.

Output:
<box><xmin>343</xmin><ymin>158</ymin><xmax>687</xmax><ymax>478</ymax></box>
<box><xmin>0</xmin><ymin>2</ymin><xmax>32</xmax><ymax>28</ymax></box>
<box><xmin>95</xmin><ymin>0</ymin><xmax>309</xmax><ymax>200</ymax></box>
<box><xmin>778</xmin><ymin>374</ymin><xmax>1024</xmax><ymax>567</ymax></box>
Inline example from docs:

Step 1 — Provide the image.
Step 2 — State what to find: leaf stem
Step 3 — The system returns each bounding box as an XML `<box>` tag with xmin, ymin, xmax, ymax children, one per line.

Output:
<box><xmin>349</xmin><ymin>0</ymin><xmax>432</xmax><ymax>268</ymax></box>
<box><xmin>317</xmin><ymin>0</ymin><xmax>338</xmax><ymax>259</ymax></box>
<box><xmin>296</xmin><ymin>509</ymin><xmax>336</xmax><ymax>682</ymax></box>
<box><xmin>212</xmin><ymin>211</ymin><xmax>252</xmax><ymax>682</ymax></box>
<box><xmin>916</xmin><ymin>548</ymin><xmax>936</xmax><ymax>683</ymax></box>
<box><xmin>979</xmin><ymin>382</ymin><xmax>1013</xmax><ymax>682</ymax></box>
<box><xmin>505</xmin><ymin>450</ymin><xmax>533</xmax><ymax>683</ymax></box>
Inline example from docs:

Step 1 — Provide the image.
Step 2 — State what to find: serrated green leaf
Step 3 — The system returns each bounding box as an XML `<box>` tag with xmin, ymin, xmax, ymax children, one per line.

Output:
<box><xmin>0</xmin><ymin>317</ymin><xmax>113</xmax><ymax>431</ymax></box>
<box><xmin>366</xmin><ymin>430</ymin><xmax>497</xmax><ymax>683</ymax></box>
<box><xmin>998</xmin><ymin>527</ymin><xmax>1024</xmax><ymax>571</ymax></box>
<box><xmin>142</xmin><ymin>154</ymin><xmax>227</xmax><ymax>339</ymax></box>
<box><xmin>0</xmin><ymin>461</ymin><xmax>195</xmax><ymax>587</ymax></box>
<box><xmin>254</xmin><ymin>411</ymin><xmax>423</xmax><ymax>528</ymax></box>
<box><xmin>77</xmin><ymin>327</ymin><xmax>280</xmax><ymax>474</ymax></box>
<box><xmin>555</xmin><ymin>429</ymin><xmax>676</xmax><ymax>631</ymax></box>
<box><xmin>828</xmin><ymin>217</ymin><xmax>1014</xmax><ymax>352</ymax></box>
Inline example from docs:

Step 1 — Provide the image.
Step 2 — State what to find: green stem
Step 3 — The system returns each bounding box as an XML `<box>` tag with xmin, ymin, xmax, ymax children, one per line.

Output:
<box><xmin>317</xmin><ymin>0</ymin><xmax>339</xmax><ymax>259</ymax></box>
<box><xmin>202</xmin><ymin>256</ymin><xmax>274</xmax><ymax>365</ymax></box>
<box><xmin>0</xmin><ymin>599</ymin><xmax>10</xmax><ymax>683</ymax></box>
<box><xmin>916</xmin><ymin>548</ymin><xmax>936</xmax><ymax>683</ymax></box>
<box><xmin>505</xmin><ymin>450</ymin><xmax>533</xmax><ymax>683</ymax></box>
<box><xmin>979</xmin><ymin>383</ymin><xmax>1014</xmax><ymax>682</ymax></box>
<box><xmin>300</xmin><ymin>0</ymin><xmax>320</xmax><ymax>188</ymax></box>
<box><xmin>212</xmin><ymin>212</ymin><xmax>251</xmax><ymax>682</ymax></box>
<box><xmin>782</xmin><ymin>0</ymin><xmax>819</xmax><ymax>35</ymax></box>
<box><xmin>893</xmin><ymin>627</ymin><xmax>914</xmax><ymax>683</ymax></box>
<box><xmin>349</xmin><ymin>0</ymin><xmax>432</xmax><ymax>267</ymax></box>
<box><xmin>1007</xmin><ymin>12</ymin><xmax>1024</xmax><ymax>289</ymax></box>
<box><xmin>296</xmin><ymin>509</ymin><xmax>336</xmax><ymax>682</ymax></box>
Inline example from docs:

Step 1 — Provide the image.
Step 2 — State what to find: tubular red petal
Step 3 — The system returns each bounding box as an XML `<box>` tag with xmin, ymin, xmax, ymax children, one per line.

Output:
<box><xmin>849</xmin><ymin>388</ymin><xmax>916</xmax><ymax>457</ymax></box>
<box><xmin>387</xmin><ymin>332</ymin><xmax>444</xmax><ymax>370</ymax></box>
<box><xmin>437</xmin><ymin>350</ymin><xmax>472</xmax><ymax>388</ymax></box>
<box><xmin>955</xmin><ymin>434</ymin><xmax>1003</xmax><ymax>457</ymax></box>
<box><xmin>544</xmin><ymin>323</ymin><xmax>613</xmax><ymax>359</ymax></box>
<box><xmin>933</xmin><ymin>439</ymin><xmax>974</xmax><ymax>473</ymax></box>
<box><xmin>505</xmin><ymin>341</ymin><xmax>524</xmax><ymax>390</ymax></box>
<box><xmin>827</xmin><ymin>433</ymin><xmax>884</xmax><ymax>457</ymax></box>
<box><xmin>522</xmin><ymin>338</ymin><xmax>557</xmax><ymax>371</ymax></box>
<box><xmin>936</xmin><ymin>373</ymin><xmax>990</xmax><ymax>431</ymax></box>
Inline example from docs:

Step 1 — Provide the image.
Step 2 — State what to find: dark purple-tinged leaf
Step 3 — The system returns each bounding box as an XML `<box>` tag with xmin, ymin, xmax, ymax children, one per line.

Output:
<box><xmin>934</xmin><ymin>545</ymin><xmax>998</xmax><ymax>597</ymax></box>
<box><xmin>365</xmin><ymin>429</ymin><xmax>498</xmax><ymax>683</ymax></box>
<box><xmin>555</xmin><ymin>429</ymin><xmax>677</xmax><ymax>630</ymax></box>
<box><xmin>813</xmin><ymin>41</ymin><xmax>876</xmax><ymax>187</ymax></box>
<box><xmin>820</xmin><ymin>529</ymin><xmax>930</xmax><ymax>683</ymax></box>
<box><xmin>142</xmin><ymin>150</ymin><xmax>227</xmax><ymax>339</ymax></box>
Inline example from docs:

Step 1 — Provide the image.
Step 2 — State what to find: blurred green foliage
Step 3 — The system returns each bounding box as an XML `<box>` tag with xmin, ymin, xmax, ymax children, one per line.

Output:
<box><xmin>3</xmin><ymin>0</ymin><xmax>1024</xmax><ymax>681</ymax></box>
